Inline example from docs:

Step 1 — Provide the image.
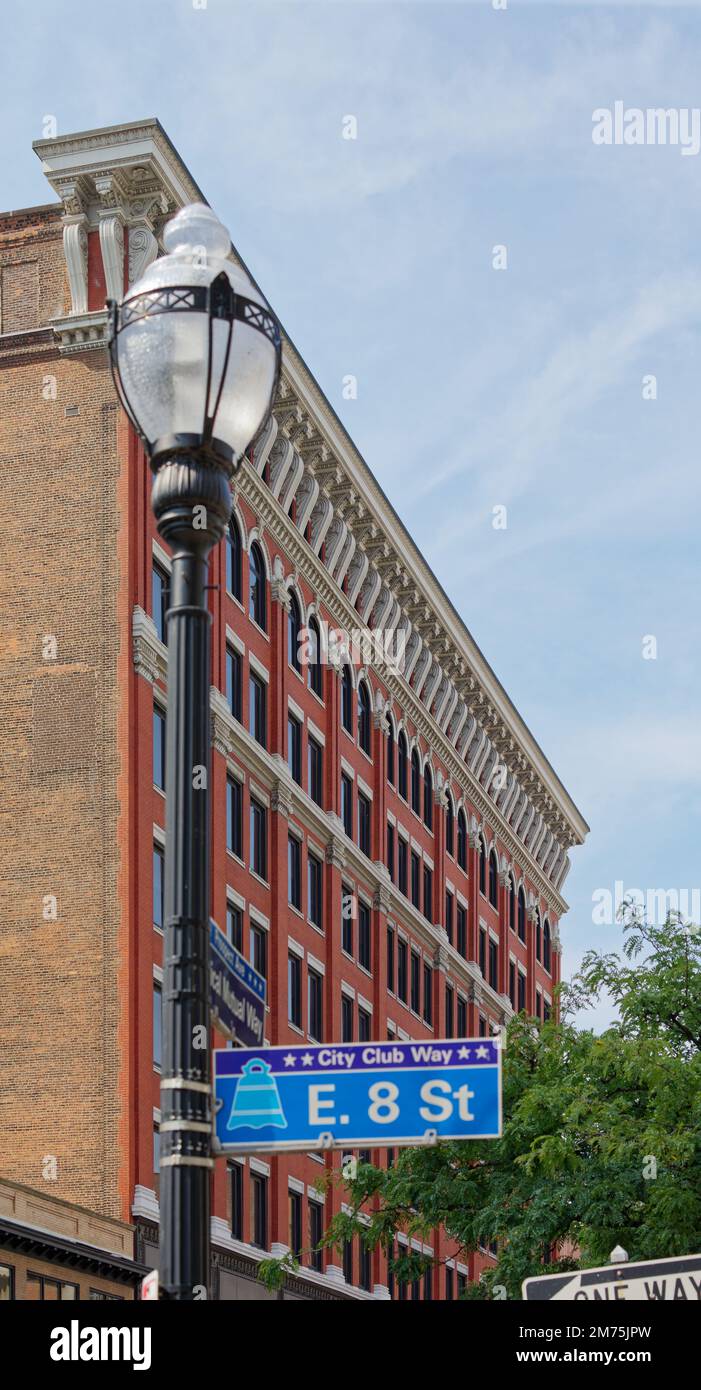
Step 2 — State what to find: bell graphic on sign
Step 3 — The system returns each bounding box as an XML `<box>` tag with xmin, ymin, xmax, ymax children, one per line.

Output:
<box><xmin>226</xmin><ymin>1058</ymin><xmax>287</xmax><ymax>1131</ymax></box>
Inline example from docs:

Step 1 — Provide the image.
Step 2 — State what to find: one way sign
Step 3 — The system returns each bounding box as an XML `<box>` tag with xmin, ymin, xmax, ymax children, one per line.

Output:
<box><xmin>523</xmin><ymin>1252</ymin><xmax>701</xmax><ymax>1301</ymax></box>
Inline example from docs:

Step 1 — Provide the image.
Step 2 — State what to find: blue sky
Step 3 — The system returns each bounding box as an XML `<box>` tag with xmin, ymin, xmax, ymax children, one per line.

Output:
<box><xmin>4</xmin><ymin>1</ymin><xmax>701</xmax><ymax>1026</ymax></box>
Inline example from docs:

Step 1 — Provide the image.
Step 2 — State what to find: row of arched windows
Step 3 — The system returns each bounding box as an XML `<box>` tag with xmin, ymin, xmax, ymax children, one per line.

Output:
<box><xmin>226</xmin><ymin>518</ymin><xmax>553</xmax><ymax>974</ymax></box>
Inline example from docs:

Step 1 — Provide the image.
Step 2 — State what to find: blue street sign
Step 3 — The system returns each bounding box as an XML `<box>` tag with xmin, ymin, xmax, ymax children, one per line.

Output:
<box><xmin>209</xmin><ymin>919</ymin><xmax>266</xmax><ymax>1049</ymax></box>
<box><xmin>212</xmin><ymin>1039</ymin><xmax>501</xmax><ymax>1154</ymax></box>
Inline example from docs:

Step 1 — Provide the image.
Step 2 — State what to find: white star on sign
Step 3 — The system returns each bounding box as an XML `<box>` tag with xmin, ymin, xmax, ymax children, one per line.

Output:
<box><xmin>475</xmin><ymin>1045</ymin><xmax>490</xmax><ymax>1059</ymax></box>
<box><xmin>302</xmin><ymin>1052</ymin><xmax>314</xmax><ymax>1066</ymax></box>
<box><xmin>283</xmin><ymin>1053</ymin><xmax>297</xmax><ymax>1067</ymax></box>
<box><xmin>457</xmin><ymin>1046</ymin><xmax>471</xmax><ymax>1060</ymax></box>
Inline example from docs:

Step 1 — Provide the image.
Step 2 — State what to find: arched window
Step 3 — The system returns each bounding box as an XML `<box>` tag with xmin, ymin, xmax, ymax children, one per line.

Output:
<box><xmin>488</xmin><ymin>850</ymin><xmax>498</xmax><ymax>908</ymax></box>
<box><xmin>248</xmin><ymin>542</ymin><xmax>266</xmax><ymax>630</ymax></box>
<box><xmin>226</xmin><ymin>517</ymin><xmax>242</xmax><ymax>600</ymax></box>
<box><xmin>517</xmin><ymin>888</ymin><xmax>526</xmax><ymax>943</ymax></box>
<box><xmin>288</xmin><ymin>592</ymin><xmax>301</xmax><ymax>672</ymax></box>
<box><xmin>479</xmin><ymin>837</ymin><xmax>486</xmax><ymax>895</ymax></box>
<box><xmin>509</xmin><ymin>876</ymin><xmax>515</xmax><ymax>932</ymax></box>
<box><xmin>307</xmin><ymin>616</ymin><xmax>323</xmax><ymax>698</ymax></box>
<box><xmin>358</xmin><ymin>682</ymin><xmax>371</xmax><ymax>755</ymax></box>
<box><xmin>543</xmin><ymin>919</ymin><xmax>551</xmax><ymax>972</ymax></box>
<box><xmin>411</xmin><ymin>749</ymin><xmax>421</xmax><ymax>815</ymax></box>
<box><xmin>445</xmin><ymin>795</ymin><xmax>454</xmax><ymax>857</ymax></box>
<box><xmin>398</xmin><ymin>731</ymin><xmax>408</xmax><ymax>799</ymax></box>
<box><xmin>341</xmin><ymin>665</ymin><xmax>353</xmax><ymax>734</ymax></box>
<box><xmin>457</xmin><ymin>809</ymin><xmax>467</xmax><ymax>870</ymax></box>
<box><xmin>535</xmin><ymin>909</ymin><xmax>542</xmax><ymax>961</ymax></box>
<box><xmin>423</xmin><ymin>765</ymin><xmax>433</xmax><ymax>831</ymax></box>
<box><xmin>386</xmin><ymin>720</ymin><xmax>395</xmax><ymax>785</ymax></box>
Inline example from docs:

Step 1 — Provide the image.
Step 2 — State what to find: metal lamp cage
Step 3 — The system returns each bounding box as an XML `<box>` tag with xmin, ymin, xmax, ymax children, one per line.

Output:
<box><xmin>107</xmin><ymin>270</ymin><xmax>282</xmax><ymax>471</ymax></box>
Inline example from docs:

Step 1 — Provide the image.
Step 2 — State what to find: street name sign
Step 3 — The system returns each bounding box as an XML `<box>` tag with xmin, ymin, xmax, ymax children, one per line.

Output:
<box><xmin>209</xmin><ymin>919</ymin><xmax>266</xmax><ymax>1048</ymax></box>
<box><xmin>212</xmin><ymin>1038</ymin><xmax>501</xmax><ymax>1154</ymax></box>
<box><xmin>523</xmin><ymin>1253</ymin><xmax>701</xmax><ymax>1301</ymax></box>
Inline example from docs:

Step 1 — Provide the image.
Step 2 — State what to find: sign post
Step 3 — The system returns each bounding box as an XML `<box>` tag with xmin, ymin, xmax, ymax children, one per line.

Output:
<box><xmin>209</xmin><ymin>919</ymin><xmax>266</xmax><ymax>1049</ymax></box>
<box><xmin>522</xmin><ymin>1252</ymin><xmax>701</xmax><ymax>1301</ymax></box>
<box><xmin>212</xmin><ymin>1038</ymin><xmax>501</xmax><ymax>1155</ymax></box>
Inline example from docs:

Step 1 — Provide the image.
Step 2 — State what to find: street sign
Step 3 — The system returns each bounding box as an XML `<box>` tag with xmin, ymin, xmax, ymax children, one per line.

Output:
<box><xmin>209</xmin><ymin>919</ymin><xmax>266</xmax><ymax>1048</ymax></box>
<box><xmin>212</xmin><ymin>1038</ymin><xmax>501</xmax><ymax>1154</ymax></box>
<box><xmin>523</xmin><ymin>1253</ymin><xmax>701</xmax><ymax>1301</ymax></box>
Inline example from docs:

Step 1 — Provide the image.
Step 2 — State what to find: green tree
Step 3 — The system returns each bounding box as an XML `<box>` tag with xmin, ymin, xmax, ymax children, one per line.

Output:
<box><xmin>260</xmin><ymin>905</ymin><xmax>701</xmax><ymax>1297</ymax></box>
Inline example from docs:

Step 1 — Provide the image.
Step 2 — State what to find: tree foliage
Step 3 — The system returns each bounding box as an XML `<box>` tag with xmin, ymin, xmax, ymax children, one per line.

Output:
<box><xmin>260</xmin><ymin>906</ymin><xmax>701</xmax><ymax>1297</ymax></box>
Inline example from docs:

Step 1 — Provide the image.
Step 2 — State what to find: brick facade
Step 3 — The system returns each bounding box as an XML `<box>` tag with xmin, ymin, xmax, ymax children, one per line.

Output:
<box><xmin>0</xmin><ymin>122</ymin><xmax>587</xmax><ymax>1301</ymax></box>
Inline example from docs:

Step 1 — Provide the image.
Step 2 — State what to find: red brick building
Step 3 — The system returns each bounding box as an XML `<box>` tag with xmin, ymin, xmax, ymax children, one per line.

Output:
<box><xmin>0</xmin><ymin>120</ymin><xmax>588</xmax><ymax>1301</ymax></box>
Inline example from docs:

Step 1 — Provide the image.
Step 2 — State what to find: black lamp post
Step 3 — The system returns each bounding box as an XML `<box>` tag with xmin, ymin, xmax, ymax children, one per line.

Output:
<box><xmin>108</xmin><ymin>203</ymin><xmax>280</xmax><ymax>1299</ymax></box>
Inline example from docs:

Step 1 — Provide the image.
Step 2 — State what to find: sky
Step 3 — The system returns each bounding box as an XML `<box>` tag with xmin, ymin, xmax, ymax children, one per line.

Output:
<box><xmin>3</xmin><ymin>0</ymin><xmax>701</xmax><ymax>1029</ymax></box>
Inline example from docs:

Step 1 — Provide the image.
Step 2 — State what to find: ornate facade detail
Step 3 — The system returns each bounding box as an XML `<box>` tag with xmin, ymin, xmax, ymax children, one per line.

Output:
<box><xmin>132</xmin><ymin>605</ymin><xmax>166</xmax><ymax>684</ymax></box>
<box><xmin>98</xmin><ymin>213</ymin><xmax>125</xmax><ymax>303</ymax></box>
<box><xmin>128</xmin><ymin>225</ymin><xmax>158</xmax><ymax>286</ymax></box>
<box><xmin>210</xmin><ymin>687</ymin><xmax>234</xmax><ymax>759</ymax></box>
<box><xmin>271</xmin><ymin>778</ymin><xmax>293</xmax><ymax>819</ymax></box>
<box><xmin>325</xmin><ymin>832</ymin><xmax>346</xmax><ymax>871</ymax></box>
<box><xmin>62</xmin><ymin>216</ymin><xmax>89</xmax><ymax>316</ymax></box>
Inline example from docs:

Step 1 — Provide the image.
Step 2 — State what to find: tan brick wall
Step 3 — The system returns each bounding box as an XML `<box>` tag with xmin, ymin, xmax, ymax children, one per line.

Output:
<box><xmin>0</xmin><ymin>209</ymin><xmax>126</xmax><ymax>1222</ymax></box>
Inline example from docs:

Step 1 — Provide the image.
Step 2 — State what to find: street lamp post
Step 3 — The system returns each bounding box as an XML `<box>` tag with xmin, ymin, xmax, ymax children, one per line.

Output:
<box><xmin>108</xmin><ymin>203</ymin><xmax>280</xmax><ymax>1298</ymax></box>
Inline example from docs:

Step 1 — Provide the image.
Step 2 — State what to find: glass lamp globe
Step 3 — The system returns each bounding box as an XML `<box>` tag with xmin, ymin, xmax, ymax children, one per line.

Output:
<box><xmin>108</xmin><ymin>203</ymin><xmax>281</xmax><ymax>470</ymax></box>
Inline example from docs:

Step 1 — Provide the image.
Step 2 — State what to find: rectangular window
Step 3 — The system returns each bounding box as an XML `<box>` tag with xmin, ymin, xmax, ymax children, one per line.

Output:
<box><xmin>423</xmin><ymin>865</ymin><xmax>432</xmax><ymax>923</ymax></box>
<box><xmin>153</xmin><ymin>982</ymin><xmax>162</xmax><ymax>1069</ymax></box>
<box><xmin>489</xmin><ymin>938</ymin><xmax>498</xmax><ymax>991</ymax></box>
<box><xmin>308</xmin><ymin>737</ymin><xmax>323</xmax><ymax>806</ymax></box>
<box><xmin>153</xmin><ymin>706</ymin><xmax>166</xmax><ymax>790</ymax></box>
<box><xmin>423</xmin><ymin>964</ymin><xmax>433</xmax><ymax>1025</ymax></box>
<box><xmin>226</xmin><ymin>776</ymin><xmax>242</xmax><ymax>858</ymax></box>
<box><xmin>410</xmin><ymin>851</ymin><xmax>420</xmax><ymax>908</ymax></box>
<box><xmin>445</xmin><ymin>1266</ymin><xmax>454</xmax><ymax>1301</ymax></box>
<box><xmin>386</xmin><ymin>926</ymin><xmax>395</xmax><ymax>992</ymax></box>
<box><xmin>479</xmin><ymin>1016</ymin><xmax>487</xmax><ymax>1038</ymax></box>
<box><xmin>457</xmin><ymin>996</ymin><xmax>467</xmax><ymax>1037</ymax></box>
<box><xmin>249</xmin><ymin>672</ymin><xmax>267</xmax><ymax>747</ymax></box>
<box><xmin>358</xmin><ymin>791</ymin><xmax>371</xmax><ymax>856</ymax></box>
<box><xmin>358</xmin><ymin>901</ymin><xmax>371</xmax><ymax>972</ymax></box>
<box><xmin>397</xmin><ymin>939</ymin><xmax>408</xmax><ymax>1003</ymax></box>
<box><xmin>288</xmin><ymin>952</ymin><xmax>302</xmax><ymax>1027</ymax></box>
<box><xmin>341</xmin><ymin>994</ymin><xmax>353</xmax><ymax>1042</ymax></box>
<box><xmin>518</xmin><ymin>971</ymin><xmax>526</xmax><ymax>1013</ymax></box>
<box><xmin>251</xmin><ymin>1172</ymin><xmax>268</xmax><ymax>1249</ymax></box>
<box><xmin>536</xmin><ymin>990</ymin><xmax>542</xmax><ymax>1020</ymax></box>
<box><xmin>288</xmin><ymin>714</ymin><xmax>302</xmax><ymax>784</ymax></box>
<box><xmin>153</xmin><ymin>843</ymin><xmax>164</xmax><ymax>930</ymax></box>
<box><xmin>342</xmin><ymin>883</ymin><xmax>353</xmax><ymax>955</ymax></box>
<box><xmin>445</xmin><ymin>985</ymin><xmax>454</xmax><ymax>1038</ymax></box>
<box><xmin>26</xmin><ymin>1273</ymin><xmax>78</xmax><ymax>1301</ymax></box>
<box><xmin>289</xmin><ymin>1191</ymin><xmax>303</xmax><ymax>1258</ymax></box>
<box><xmin>445</xmin><ymin>890</ymin><xmax>453</xmax><ymax>945</ymax></box>
<box><xmin>152</xmin><ymin>562</ymin><xmax>168</xmax><ymax>644</ymax></box>
<box><xmin>230</xmin><ymin>1162</ymin><xmax>243</xmax><ymax>1240</ymax></box>
<box><xmin>397</xmin><ymin>839</ymin><xmax>408</xmax><ymax>895</ymax></box>
<box><xmin>341</xmin><ymin>773</ymin><xmax>353</xmax><ymax>838</ymax></box>
<box><xmin>358</xmin><ymin>1006</ymin><xmax>371</xmax><ymax>1041</ymax></box>
<box><xmin>288</xmin><ymin>834</ymin><xmax>301</xmax><ymax>909</ymax></box>
<box><xmin>424</xmin><ymin>1265</ymin><xmax>433</xmax><ymax>1301</ymax></box>
<box><xmin>309</xmin><ymin>1201</ymin><xmax>324</xmax><ymax>1272</ymax></box>
<box><xmin>457</xmin><ymin>904</ymin><xmax>467</xmax><ymax>958</ymax></box>
<box><xmin>509</xmin><ymin>961</ymin><xmax>516</xmax><ymax>1008</ymax></box>
<box><xmin>308</xmin><ymin>853</ymin><xmax>323</xmax><ymax>929</ymax></box>
<box><xmin>359</xmin><ymin>1242</ymin><xmax>372</xmax><ymax>1292</ymax></box>
<box><xmin>308</xmin><ymin>969</ymin><xmax>323</xmax><ymax>1042</ymax></box>
<box><xmin>457</xmin><ymin>1272</ymin><xmax>467</xmax><ymax>1298</ymax></box>
<box><xmin>0</xmin><ymin>1264</ymin><xmax>13</xmax><ymax>1301</ymax></box>
<box><xmin>410</xmin><ymin>950</ymin><xmax>421</xmax><ymax>1014</ymax></box>
<box><xmin>154</xmin><ymin>1123</ymin><xmax>160</xmax><ymax>1183</ymax></box>
<box><xmin>226</xmin><ymin>645</ymin><xmax>242</xmax><ymax>721</ymax></box>
<box><xmin>226</xmin><ymin>903</ymin><xmax>243</xmax><ymax>952</ymax></box>
<box><xmin>343</xmin><ymin>1239</ymin><xmax>354</xmax><ymax>1287</ymax></box>
<box><xmin>250</xmin><ymin>798</ymin><xmax>267</xmax><ymax>880</ymax></box>
<box><xmin>479</xmin><ymin>926</ymin><xmax>486</xmax><ymax>978</ymax></box>
<box><xmin>386</xmin><ymin>822</ymin><xmax>394</xmax><ymax>881</ymax></box>
<box><xmin>250</xmin><ymin>924</ymin><xmax>268</xmax><ymax>986</ymax></box>
<box><xmin>543</xmin><ymin>1000</ymin><xmax>551</xmax><ymax>1022</ymax></box>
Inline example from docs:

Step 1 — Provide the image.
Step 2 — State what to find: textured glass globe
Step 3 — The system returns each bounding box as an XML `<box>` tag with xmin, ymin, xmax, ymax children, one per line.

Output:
<box><xmin>115</xmin><ymin>203</ymin><xmax>278</xmax><ymax>464</ymax></box>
